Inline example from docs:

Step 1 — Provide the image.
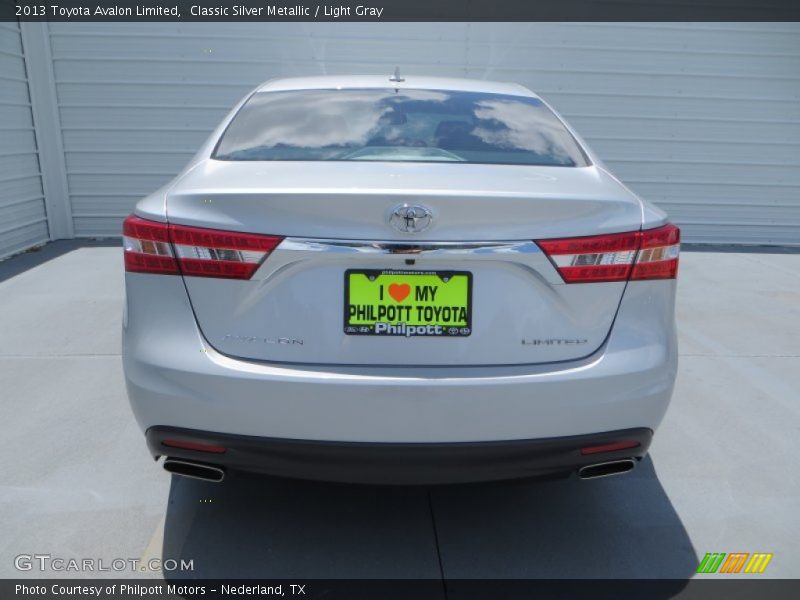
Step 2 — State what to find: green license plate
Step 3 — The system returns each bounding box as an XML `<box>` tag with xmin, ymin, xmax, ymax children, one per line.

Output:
<box><xmin>344</xmin><ymin>269</ymin><xmax>472</xmax><ymax>337</ymax></box>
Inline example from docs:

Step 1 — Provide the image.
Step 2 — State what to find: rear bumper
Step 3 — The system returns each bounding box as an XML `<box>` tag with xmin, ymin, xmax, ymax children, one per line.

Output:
<box><xmin>147</xmin><ymin>425</ymin><xmax>653</xmax><ymax>484</ymax></box>
<box><xmin>124</xmin><ymin>273</ymin><xmax>677</xmax><ymax>445</ymax></box>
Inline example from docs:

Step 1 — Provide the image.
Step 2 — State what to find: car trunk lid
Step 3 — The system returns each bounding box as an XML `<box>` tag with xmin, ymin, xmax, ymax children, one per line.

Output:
<box><xmin>165</xmin><ymin>160</ymin><xmax>642</xmax><ymax>366</ymax></box>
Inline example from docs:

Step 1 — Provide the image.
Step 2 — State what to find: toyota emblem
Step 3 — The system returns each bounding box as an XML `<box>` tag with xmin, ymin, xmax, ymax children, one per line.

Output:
<box><xmin>389</xmin><ymin>204</ymin><xmax>433</xmax><ymax>234</ymax></box>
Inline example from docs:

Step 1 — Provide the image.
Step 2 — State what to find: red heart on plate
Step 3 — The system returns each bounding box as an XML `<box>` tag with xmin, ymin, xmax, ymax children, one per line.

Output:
<box><xmin>388</xmin><ymin>283</ymin><xmax>411</xmax><ymax>302</ymax></box>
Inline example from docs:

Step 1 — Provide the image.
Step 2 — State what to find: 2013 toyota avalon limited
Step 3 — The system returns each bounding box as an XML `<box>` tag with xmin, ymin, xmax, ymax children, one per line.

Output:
<box><xmin>122</xmin><ymin>75</ymin><xmax>679</xmax><ymax>484</ymax></box>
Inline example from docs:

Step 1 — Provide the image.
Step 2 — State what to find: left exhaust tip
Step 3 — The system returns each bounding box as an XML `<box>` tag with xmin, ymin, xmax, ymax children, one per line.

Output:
<box><xmin>163</xmin><ymin>458</ymin><xmax>225</xmax><ymax>483</ymax></box>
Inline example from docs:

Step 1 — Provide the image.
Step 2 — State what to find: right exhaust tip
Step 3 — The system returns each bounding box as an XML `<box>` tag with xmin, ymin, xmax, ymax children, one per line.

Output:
<box><xmin>578</xmin><ymin>458</ymin><xmax>636</xmax><ymax>480</ymax></box>
<box><xmin>163</xmin><ymin>458</ymin><xmax>225</xmax><ymax>483</ymax></box>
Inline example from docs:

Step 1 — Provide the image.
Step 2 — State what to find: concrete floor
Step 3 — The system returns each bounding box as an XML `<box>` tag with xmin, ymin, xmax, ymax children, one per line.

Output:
<box><xmin>1</xmin><ymin>242</ymin><xmax>798</xmax><ymax>587</ymax></box>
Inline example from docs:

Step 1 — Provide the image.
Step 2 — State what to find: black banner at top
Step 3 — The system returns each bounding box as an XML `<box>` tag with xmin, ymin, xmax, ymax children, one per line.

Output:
<box><xmin>4</xmin><ymin>0</ymin><xmax>800</xmax><ymax>22</ymax></box>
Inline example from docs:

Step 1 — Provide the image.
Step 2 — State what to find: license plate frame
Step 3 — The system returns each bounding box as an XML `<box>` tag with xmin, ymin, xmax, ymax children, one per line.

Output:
<box><xmin>344</xmin><ymin>269</ymin><xmax>472</xmax><ymax>337</ymax></box>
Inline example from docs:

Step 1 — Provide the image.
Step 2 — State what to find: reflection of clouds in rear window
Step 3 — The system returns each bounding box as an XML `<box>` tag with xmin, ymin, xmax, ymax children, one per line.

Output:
<box><xmin>214</xmin><ymin>88</ymin><xmax>587</xmax><ymax>167</ymax></box>
<box><xmin>472</xmin><ymin>100</ymin><xmax>574</xmax><ymax>164</ymax></box>
<box><xmin>225</xmin><ymin>91</ymin><xmax>388</xmax><ymax>150</ymax></box>
<box><xmin>227</xmin><ymin>90</ymin><xmax>453</xmax><ymax>152</ymax></box>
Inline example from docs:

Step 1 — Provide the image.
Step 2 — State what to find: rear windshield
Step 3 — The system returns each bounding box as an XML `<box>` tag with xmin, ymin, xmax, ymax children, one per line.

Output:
<box><xmin>213</xmin><ymin>88</ymin><xmax>589</xmax><ymax>167</ymax></box>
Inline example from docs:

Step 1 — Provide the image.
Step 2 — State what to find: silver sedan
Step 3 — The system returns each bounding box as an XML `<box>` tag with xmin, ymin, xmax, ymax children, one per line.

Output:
<box><xmin>122</xmin><ymin>75</ymin><xmax>679</xmax><ymax>484</ymax></box>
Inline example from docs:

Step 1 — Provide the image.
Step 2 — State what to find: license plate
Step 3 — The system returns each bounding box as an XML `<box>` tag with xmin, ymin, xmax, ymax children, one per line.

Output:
<box><xmin>344</xmin><ymin>269</ymin><xmax>472</xmax><ymax>337</ymax></box>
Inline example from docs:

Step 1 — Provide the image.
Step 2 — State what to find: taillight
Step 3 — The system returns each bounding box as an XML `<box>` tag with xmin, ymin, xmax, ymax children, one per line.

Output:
<box><xmin>123</xmin><ymin>216</ymin><xmax>179</xmax><ymax>275</ymax></box>
<box><xmin>170</xmin><ymin>222</ymin><xmax>282</xmax><ymax>279</ymax></box>
<box><xmin>631</xmin><ymin>224</ymin><xmax>680</xmax><ymax>281</ymax></box>
<box><xmin>537</xmin><ymin>223</ymin><xmax>680</xmax><ymax>283</ymax></box>
<box><xmin>122</xmin><ymin>215</ymin><xmax>283</xmax><ymax>279</ymax></box>
<box><xmin>536</xmin><ymin>231</ymin><xmax>640</xmax><ymax>283</ymax></box>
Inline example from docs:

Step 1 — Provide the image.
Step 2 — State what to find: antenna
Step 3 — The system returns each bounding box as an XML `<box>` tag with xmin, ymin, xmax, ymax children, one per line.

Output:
<box><xmin>389</xmin><ymin>67</ymin><xmax>405</xmax><ymax>83</ymax></box>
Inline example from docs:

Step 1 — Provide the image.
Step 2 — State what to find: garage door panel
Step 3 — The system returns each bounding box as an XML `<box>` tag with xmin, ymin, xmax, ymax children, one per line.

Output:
<box><xmin>487</xmin><ymin>69</ymin><xmax>800</xmax><ymax>101</ymax></box>
<box><xmin>0</xmin><ymin>53</ymin><xmax>26</xmax><ymax>79</ymax></box>
<box><xmin>667</xmin><ymin>203</ymin><xmax>800</xmax><ymax>225</ymax></box>
<box><xmin>50</xmin><ymin>33</ymin><xmax>469</xmax><ymax>65</ymax></box>
<box><xmin>1</xmin><ymin>175</ymin><xmax>44</xmax><ymax>200</ymax></box>
<box><xmin>591</xmin><ymin>139</ymin><xmax>800</xmax><ymax>166</ymax></box>
<box><xmin>609</xmin><ymin>160</ymin><xmax>800</xmax><ymax>186</ymax></box>
<box><xmin>66</xmin><ymin>173</ymin><xmax>172</xmax><ymax>196</ymax></box>
<box><xmin>53</xmin><ymin>58</ymin><xmax>287</xmax><ymax>84</ymax></box>
<box><xmin>573</xmin><ymin>117</ymin><xmax>800</xmax><ymax>145</ymax></box>
<box><xmin>0</xmin><ymin>103</ymin><xmax>36</xmax><ymax>125</ymax></box>
<box><xmin>0</xmin><ymin>221</ymin><xmax>49</xmax><ymax>257</ymax></box>
<box><xmin>470</xmin><ymin>45</ymin><xmax>800</xmax><ymax>79</ymax></box>
<box><xmin>59</xmin><ymin>105</ymin><xmax>228</xmax><ymax>129</ymax></box>
<box><xmin>57</xmin><ymin>82</ymin><xmax>251</xmax><ymax>107</ymax></box>
<box><xmin>72</xmin><ymin>216</ymin><xmax>130</xmax><ymax>237</ymax></box>
<box><xmin>0</xmin><ymin>31</ymin><xmax>24</xmax><ymax>53</ymax></box>
<box><xmin>680</xmin><ymin>223</ymin><xmax>800</xmax><ymax>245</ymax></box>
<box><xmin>0</xmin><ymin>79</ymin><xmax>30</xmax><ymax>103</ymax></box>
<box><xmin>0</xmin><ymin>153</ymin><xmax>40</xmax><ymax>181</ymax></box>
<box><xmin>630</xmin><ymin>182</ymin><xmax>800</xmax><ymax>207</ymax></box>
<box><xmin>0</xmin><ymin>128</ymin><xmax>38</xmax><ymax>150</ymax></box>
<box><xmin>62</xmin><ymin>128</ymin><xmax>209</xmax><ymax>152</ymax></box>
<box><xmin>0</xmin><ymin>22</ymin><xmax>48</xmax><ymax>259</ymax></box>
<box><xmin>43</xmin><ymin>22</ymin><xmax>800</xmax><ymax>244</ymax></box>
<box><xmin>549</xmin><ymin>94</ymin><xmax>800</xmax><ymax>122</ymax></box>
<box><xmin>70</xmin><ymin>195</ymin><xmax>147</xmax><ymax>214</ymax></box>
<box><xmin>0</xmin><ymin>199</ymin><xmax>50</xmax><ymax>225</ymax></box>
<box><xmin>65</xmin><ymin>151</ymin><xmax>192</xmax><ymax>173</ymax></box>
<box><xmin>466</xmin><ymin>23</ymin><xmax>800</xmax><ymax>54</ymax></box>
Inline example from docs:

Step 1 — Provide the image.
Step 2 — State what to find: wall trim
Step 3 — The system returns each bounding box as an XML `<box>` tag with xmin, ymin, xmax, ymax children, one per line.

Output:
<box><xmin>19</xmin><ymin>22</ymin><xmax>73</xmax><ymax>240</ymax></box>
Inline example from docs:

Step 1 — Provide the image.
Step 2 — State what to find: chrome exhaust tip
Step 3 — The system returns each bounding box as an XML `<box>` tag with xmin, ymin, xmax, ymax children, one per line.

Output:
<box><xmin>578</xmin><ymin>458</ymin><xmax>636</xmax><ymax>480</ymax></box>
<box><xmin>163</xmin><ymin>458</ymin><xmax>225</xmax><ymax>483</ymax></box>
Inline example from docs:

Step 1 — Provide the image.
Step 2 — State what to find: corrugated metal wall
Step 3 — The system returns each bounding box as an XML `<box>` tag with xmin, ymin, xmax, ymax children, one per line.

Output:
<box><xmin>0</xmin><ymin>22</ymin><xmax>47</xmax><ymax>258</ymax></box>
<box><xmin>24</xmin><ymin>23</ymin><xmax>800</xmax><ymax>245</ymax></box>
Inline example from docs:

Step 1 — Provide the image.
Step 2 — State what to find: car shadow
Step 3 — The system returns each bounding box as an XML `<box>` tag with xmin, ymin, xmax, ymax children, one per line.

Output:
<box><xmin>431</xmin><ymin>455</ymin><xmax>696</xmax><ymax>597</ymax></box>
<box><xmin>161</xmin><ymin>470</ymin><xmax>443</xmax><ymax>580</ymax></box>
<box><xmin>161</xmin><ymin>456</ymin><xmax>695</xmax><ymax>597</ymax></box>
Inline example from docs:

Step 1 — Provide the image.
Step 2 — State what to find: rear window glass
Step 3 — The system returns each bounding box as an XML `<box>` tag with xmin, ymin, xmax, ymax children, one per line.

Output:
<box><xmin>213</xmin><ymin>88</ymin><xmax>589</xmax><ymax>167</ymax></box>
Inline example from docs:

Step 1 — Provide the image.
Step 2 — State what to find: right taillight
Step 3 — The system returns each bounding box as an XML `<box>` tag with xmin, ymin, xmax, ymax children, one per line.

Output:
<box><xmin>537</xmin><ymin>223</ymin><xmax>680</xmax><ymax>283</ymax></box>
<box><xmin>631</xmin><ymin>223</ymin><xmax>681</xmax><ymax>281</ymax></box>
<box><xmin>122</xmin><ymin>215</ymin><xmax>284</xmax><ymax>279</ymax></box>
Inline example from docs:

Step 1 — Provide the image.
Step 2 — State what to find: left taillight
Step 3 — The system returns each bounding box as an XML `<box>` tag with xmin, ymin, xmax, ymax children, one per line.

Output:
<box><xmin>123</xmin><ymin>215</ymin><xmax>179</xmax><ymax>275</ymax></box>
<box><xmin>169</xmin><ymin>222</ymin><xmax>283</xmax><ymax>279</ymax></box>
<box><xmin>122</xmin><ymin>215</ymin><xmax>284</xmax><ymax>280</ymax></box>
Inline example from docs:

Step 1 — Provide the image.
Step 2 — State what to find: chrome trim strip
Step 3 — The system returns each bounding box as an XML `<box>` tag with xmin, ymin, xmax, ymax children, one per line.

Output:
<box><xmin>256</xmin><ymin>237</ymin><xmax>561</xmax><ymax>285</ymax></box>
<box><xmin>279</xmin><ymin>238</ymin><xmax>542</xmax><ymax>256</ymax></box>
